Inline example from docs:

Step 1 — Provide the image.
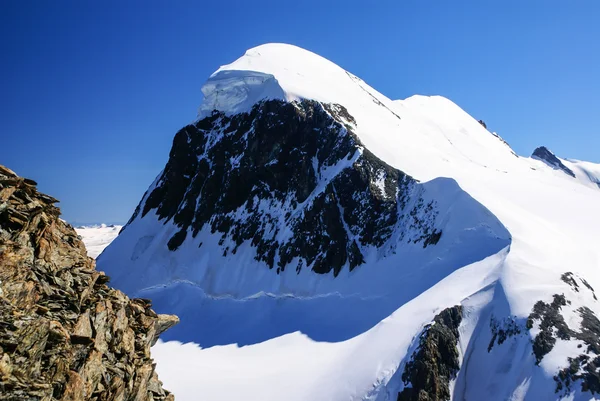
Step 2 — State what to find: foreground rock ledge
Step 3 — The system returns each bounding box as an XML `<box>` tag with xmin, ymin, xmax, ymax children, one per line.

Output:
<box><xmin>0</xmin><ymin>164</ymin><xmax>178</xmax><ymax>401</ymax></box>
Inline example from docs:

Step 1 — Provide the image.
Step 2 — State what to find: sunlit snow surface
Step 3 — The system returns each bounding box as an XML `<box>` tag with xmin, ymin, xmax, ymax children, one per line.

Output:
<box><xmin>562</xmin><ymin>158</ymin><xmax>600</xmax><ymax>189</ymax></box>
<box><xmin>75</xmin><ymin>224</ymin><xmax>122</xmax><ymax>258</ymax></box>
<box><xmin>95</xmin><ymin>44</ymin><xmax>600</xmax><ymax>401</ymax></box>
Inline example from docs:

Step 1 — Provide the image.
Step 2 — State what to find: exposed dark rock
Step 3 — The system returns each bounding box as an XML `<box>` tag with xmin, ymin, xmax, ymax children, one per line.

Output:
<box><xmin>562</xmin><ymin>272</ymin><xmax>597</xmax><ymax>300</ymax></box>
<box><xmin>132</xmin><ymin>99</ymin><xmax>440</xmax><ymax>276</ymax></box>
<box><xmin>581</xmin><ymin>279</ymin><xmax>597</xmax><ymax>299</ymax></box>
<box><xmin>554</xmin><ymin>306</ymin><xmax>600</xmax><ymax>395</ymax></box>
<box><xmin>562</xmin><ymin>272</ymin><xmax>580</xmax><ymax>292</ymax></box>
<box><xmin>478</xmin><ymin>120</ymin><xmax>487</xmax><ymax>129</ymax></box>
<box><xmin>498</xmin><ymin>273</ymin><xmax>600</xmax><ymax>396</ymax></box>
<box><xmin>577</xmin><ymin>307</ymin><xmax>600</xmax><ymax>355</ymax></box>
<box><xmin>0</xmin><ymin>165</ymin><xmax>178</xmax><ymax>400</ymax></box>
<box><xmin>532</xmin><ymin>146</ymin><xmax>576</xmax><ymax>178</ymax></box>
<box><xmin>527</xmin><ymin>294</ymin><xmax>571</xmax><ymax>364</ymax></box>
<box><xmin>488</xmin><ymin>315</ymin><xmax>523</xmax><ymax>352</ymax></box>
<box><xmin>398</xmin><ymin>306</ymin><xmax>462</xmax><ymax>401</ymax></box>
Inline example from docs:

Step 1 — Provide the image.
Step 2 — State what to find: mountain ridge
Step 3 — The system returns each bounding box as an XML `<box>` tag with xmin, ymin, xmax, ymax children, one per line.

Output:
<box><xmin>532</xmin><ymin>146</ymin><xmax>600</xmax><ymax>190</ymax></box>
<box><xmin>98</xmin><ymin>43</ymin><xmax>600</xmax><ymax>401</ymax></box>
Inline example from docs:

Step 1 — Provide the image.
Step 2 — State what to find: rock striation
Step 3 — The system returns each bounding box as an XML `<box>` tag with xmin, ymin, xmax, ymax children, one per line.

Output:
<box><xmin>0</xmin><ymin>165</ymin><xmax>178</xmax><ymax>401</ymax></box>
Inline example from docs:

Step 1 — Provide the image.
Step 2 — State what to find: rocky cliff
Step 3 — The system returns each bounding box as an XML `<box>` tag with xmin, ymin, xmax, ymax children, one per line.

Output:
<box><xmin>126</xmin><ymin>99</ymin><xmax>441</xmax><ymax>277</ymax></box>
<box><xmin>0</xmin><ymin>165</ymin><xmax>178</xmax><ymax>401</ymax></box>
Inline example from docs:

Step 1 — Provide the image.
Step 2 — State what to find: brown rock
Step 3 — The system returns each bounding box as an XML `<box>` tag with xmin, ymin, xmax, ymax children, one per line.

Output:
<box><xmin>61</xmin><ymin>371</ymin><xmax>85</xmax><ymax>401</ymax></box>
<box><xmin>122</xmin><ymin>327</ymin><xmax>136</xmax><ymax>357</ymax></box>
<box><xmin>16</xmin><ymin>318</ymin><xmax>50</xmax><ymax>361</ymax></box>
<box><xmin>81</xmin><ymin>350</ymin><xmax>104</xmax><ymax>397</ymax></box>
<box><xmin>93</xmin><ymin>300</ymin><xmax>111</xmax><ymax>354</ymax></box>
<box><xmin>0</xmin><ymin>165</ymin><xmax>17</xmax><ymax>177</ymax></box>
<box><xmin>0</xmin><ymin>353</ymin><xmax>12</xmax><ymax>377</ymax></box>
<box><xmin>71</xmin><ymin>310</ymin><xmax>94</xmax><ymax>345</ymax></box>
<box><xmin>49</xmin><ymin>320</ymin><xmax>71</xmax><ymax>342</ymax></box>
<box><xmin>0</xmin><ymin>164</ymin><xmax>178</xmax><ymax>400</ymax></box>
<box><xmin>152</xmin><ymin>314</ymin><xmax>180</xmax><ymax>346</ymax></box>
<box><xmin>132</xmin><ymin>364</ymin><xmax>154</xmax><ymax>401</ymax></box>
<box><xmin>110</xmin><ymin>376</ymin><xmax>126</xmax><ymax>401</ymax></box>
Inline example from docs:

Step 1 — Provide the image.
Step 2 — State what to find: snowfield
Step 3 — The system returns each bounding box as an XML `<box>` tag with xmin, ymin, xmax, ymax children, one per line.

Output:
<box><xmin>94</xmin><ymin>44</ymin><xmax>600</xmax><ymax>400</ymax></box>
<box><xmin>75</xmin><ymin>224</ymin><xmax>122</xmax><ymax>258</ymax></box>
<box><xmin>563</xmin><ymin>158</ymin><xmax>600</xmax><ymax>189</ymax></box>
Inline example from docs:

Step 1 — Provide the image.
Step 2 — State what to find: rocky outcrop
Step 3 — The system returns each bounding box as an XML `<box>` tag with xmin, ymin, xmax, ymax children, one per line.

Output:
<box><xmin>532</xmin><ymin>146</ymin><xmax>576</xmax><ymax>178</ymax></box>
<box><xmin>527</xmin><ymin>294</ymin><xmax>572</xmax><ymax>364</ymax></box>
<box><xmin>525</xmin><ymin>291</ymin><xmax>600</xmax><ymax>396</ymax></box>
<box><xmin>398</xmin><ymin>306</ymin><xmax>463</xmax><ymax>401</ymax></box>
<box><xmin>561</xmin><ymin>271</ymin><xmax>597</xmax><ymax>300</ymax></box>
<box><xmin>554</xmin><ymin>306</ymin><xmax>600</xmax><ymax>395</ymax></box>
<box><xmin>483</xmin><ymin>271</ymin><xmax>600</xmax><ymax>397</ymax></box>
<box><xmin>0</xmin><ymin>165</ymin><xmax>178</xmax><ymax>400</ymax></box>
<box><xmin>129</xmin><ymin>99</ymin><xmax>441</xmax><ymax>277</ymax></box>
<box><xmin>487</xmin><ymin>315</ymin><xmax>522</xmax><ymax>352</ymax></box>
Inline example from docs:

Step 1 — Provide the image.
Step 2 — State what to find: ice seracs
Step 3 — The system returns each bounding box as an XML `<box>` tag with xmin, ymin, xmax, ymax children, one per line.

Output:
<box><xmin>98</xmin><ymin>43</ymin><xmax>600</xmax><ymax>401</ymax></box>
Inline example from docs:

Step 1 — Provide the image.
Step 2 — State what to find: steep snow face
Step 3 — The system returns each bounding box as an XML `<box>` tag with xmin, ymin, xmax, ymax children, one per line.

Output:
<box><xmin>102</xmin><ymin>99</ymin><xmax>508</xmax><ymax>298</ymax></box>
<box><xmin>98</xmin><ymin>43</ymin><xmax>600</xmax><ymax>401</ymax></box>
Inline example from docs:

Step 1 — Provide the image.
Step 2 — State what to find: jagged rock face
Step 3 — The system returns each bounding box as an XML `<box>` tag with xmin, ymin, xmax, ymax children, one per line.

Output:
<box><xmin>484</xmin><ymin>271</ymin><xmax>600</xmax><ymax>397</ymax></box>
<box><xmin>129</xmin><ymin>99</ymin><xmax>441</xmax><ymax>276</ymax></box>
<box><xmin>527</xmin><ymin>290</ymin><xmax>600</xmax><ymax>396</ymax></box>
<box><xmin>532</xmin><ymin>146</ymin><xmax>576</xmax><ymax>178</ymax></box>
<box><xmin>398</xmin><ymin>306</ymin><xmax>463</xmax><ymax>401</ymax></box>
<box><xmin>0</xmin><ymin>165</ymin><xmax>178</xmax><ymax>401</ymax></box>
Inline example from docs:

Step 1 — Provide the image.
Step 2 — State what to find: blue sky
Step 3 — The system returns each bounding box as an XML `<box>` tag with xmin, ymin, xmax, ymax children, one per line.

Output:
<box><xmin>1</xmin><ymin>1</ymin><xmax>599</xmax><ymax>223</ymax></box>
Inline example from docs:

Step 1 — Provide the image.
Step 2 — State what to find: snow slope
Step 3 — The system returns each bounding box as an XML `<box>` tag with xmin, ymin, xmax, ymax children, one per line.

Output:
<box><xmin>531</xmin><ymin>145</ymin><xmax>600</xmax><ymax>190</ymax></box>
<box><xmin>563</xmin><ymin>158</ymin><xmax>600</xmax><ymax>189</ymax></box>
<box><xmin>98</xmin><ymin>44</ymin><xmax>600</xmax><ymax>401</ymax></box>
<box><xmin>75</xmin><ymin>224</ymin><xmax>122</xmax><ymax>258</ymax></box>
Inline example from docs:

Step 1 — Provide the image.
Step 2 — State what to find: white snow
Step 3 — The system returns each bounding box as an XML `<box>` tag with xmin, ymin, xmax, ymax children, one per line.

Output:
<box><xmin>75</xmin><ymin>224</ymin><xmax>122</xmax><ymax>258</ymax></box>
<box><xmin>94</xmin><ymin>43</ymin><xmax>600</xmax><ymax>401</ymax></box>
<box><xmin>563</xmin><ymin>158</ymin><xmax>600</xmax><ymax>189</ymax></box>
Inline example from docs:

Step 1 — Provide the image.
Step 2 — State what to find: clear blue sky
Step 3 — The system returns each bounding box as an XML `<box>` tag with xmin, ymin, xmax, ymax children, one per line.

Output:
<box><xmin>1</xmin><ymin>1</ymin><xmax>599</xmax><ymax>223</ymax></box>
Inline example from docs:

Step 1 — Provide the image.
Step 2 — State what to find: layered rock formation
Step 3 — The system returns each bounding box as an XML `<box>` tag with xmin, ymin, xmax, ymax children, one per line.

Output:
<box><xmin>0</xmin><ymin>165</ymin><xmax>178</xmax><ymax>401</ymax></box>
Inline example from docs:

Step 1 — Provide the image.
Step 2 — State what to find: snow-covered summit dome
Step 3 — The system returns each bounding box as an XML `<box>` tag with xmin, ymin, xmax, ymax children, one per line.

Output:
<box><xmin>198</xmin><ymin>43</ymin><xmax>389</xmax><ymax>118</ymax></box>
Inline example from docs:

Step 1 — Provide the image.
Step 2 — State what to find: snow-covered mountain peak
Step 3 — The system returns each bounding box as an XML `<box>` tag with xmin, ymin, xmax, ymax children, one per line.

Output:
<box><xmin>532</xmin><ymin>146</ymin><xmax>600</xmax><ymax>189</ymax></box>
<box><xmin>532</xmin><ymin>146</ymin><xmax>576</xmax><ymax>177</ymax></box>
<box><xmin>98</xmin><ymin>45</ymin><xmax>600</xmax><ymax>400</ymax></box>
<box><xmin>198</xmin><ymin>43</ymin><xmax>357</xmax><ymax>118</ymax></box>
<box><xmin>199</xmin><ymin>43</ymin><xmax>521</xmax><ymax>187</ymax></box>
